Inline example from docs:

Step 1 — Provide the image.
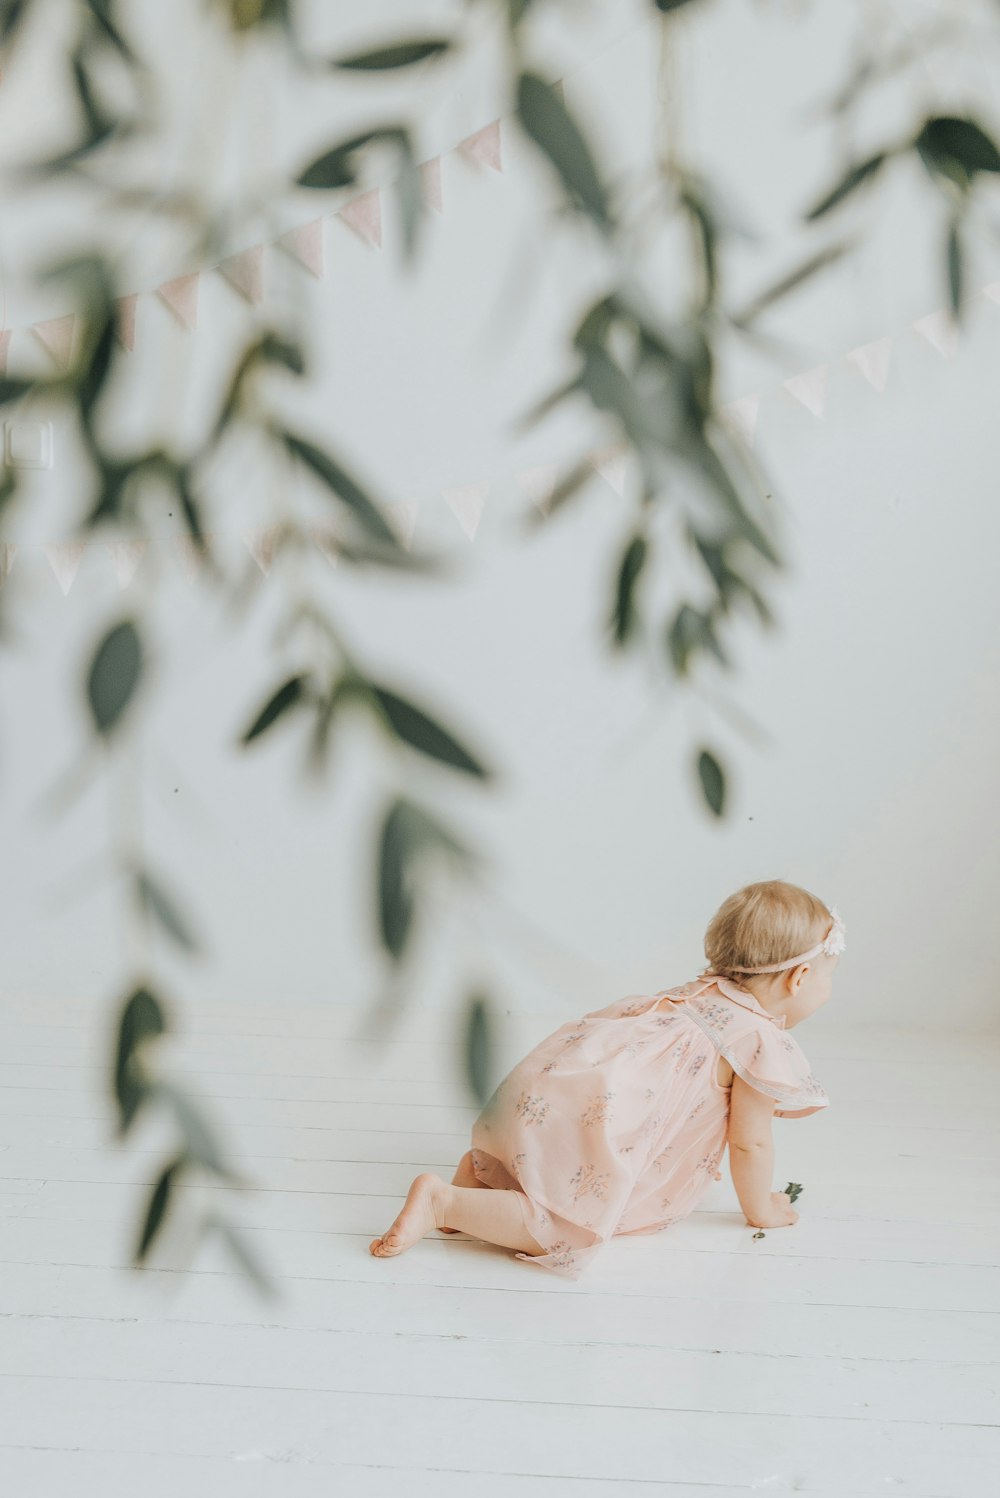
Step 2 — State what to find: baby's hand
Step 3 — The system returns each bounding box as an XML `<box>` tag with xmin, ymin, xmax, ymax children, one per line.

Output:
<box><xmin>746</xmin><ymin>1191</ymin><xmax>799</xmax><ymax>1230</ymax></box>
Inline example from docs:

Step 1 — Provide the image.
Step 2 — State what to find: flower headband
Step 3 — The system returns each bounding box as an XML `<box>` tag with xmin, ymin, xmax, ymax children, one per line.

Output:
<box><xmin>726</xmin><ymin>905</ymin><xmax>846</xmax><ymax>974</ymax></box>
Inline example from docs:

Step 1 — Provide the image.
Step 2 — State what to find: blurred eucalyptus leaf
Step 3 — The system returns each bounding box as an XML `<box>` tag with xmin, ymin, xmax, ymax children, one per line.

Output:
<box><xmin>86</xmin><ymin>618</ymin><xmax>143</xmax><ymax>737</ymax></box>
<box><xmin>697</xmin><ymin>747</ymin><xmax>726</xmax><ymax>817</ymax></box>
<box><xmin>331</xmin><ymin>39</ymin><xmax>452</xmax><ymax>70</ymax></box>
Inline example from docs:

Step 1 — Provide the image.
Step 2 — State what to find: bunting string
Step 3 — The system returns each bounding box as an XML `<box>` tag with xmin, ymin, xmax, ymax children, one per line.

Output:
<box><xmin>1</xmin><ymin>72</ymin><xmax>996</xmax><ymax>595</ymax></box>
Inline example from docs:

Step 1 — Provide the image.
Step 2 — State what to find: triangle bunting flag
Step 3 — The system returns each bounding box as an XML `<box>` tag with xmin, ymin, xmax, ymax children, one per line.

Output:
<box><xmin>218</xmin><ymin>245</ymin><xmax>265</xmax><ymax>305</ymax></box>
<box><xmin>105</xmin><ymin>539</ymin><xmax>148</xmax><ymax>589</ymax></box>
<box><xmin>588</xmin><ymin>443</ymin><xmax>629</xmax><ymax>496</ymax></box>
<box><xmin>157</xmin><ymin>272</ymin><xmax>200</xmax><ymax>329</ymax></box>
<box><xmin>43</xmin><ymin>540</ymin><xmax>87</xmax><ymax>595</ymax></box>
<box><xmin>442</xmin><ymin>481</ymin><xmax>489</xmax><ymax>540</ymax></box>
<box><xmin>911</xmin><ymin>308</ymin><xmax>958</xmax><ymax>362</ymax></box>
<box><xmin>276</xmin><ymin>219</ymin><xmax>326</xmax><ymax>279</ymax></box>
<box><xmin>457</xmin><ymin>120</ymin><xmax>503</xmax><ymax>174</ymax></box>
<box><xmin>33</xmin><ymin>314</ymin><xmax>76</xmax><ymax>369</ymax></box>
<box><xmin>339</xmin><ymin>189</ymin><xmax>382</xmax><ymax>249</ymax></box>
<box><xmin>783</xmin><ymin>363</ymin><xmax>829</xmax><ymax>417</ymax></box>
<box><xmin>845</xmin><ymin>335</ymin><xmax>892</xmax><ymax>393</ymax></box>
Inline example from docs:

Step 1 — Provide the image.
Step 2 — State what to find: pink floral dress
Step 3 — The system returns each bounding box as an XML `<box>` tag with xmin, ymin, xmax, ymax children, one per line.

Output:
<box><xmin>468</xmin><ymin>972</ymin><xmax>829</xmax><ymax>1279</ymax></box>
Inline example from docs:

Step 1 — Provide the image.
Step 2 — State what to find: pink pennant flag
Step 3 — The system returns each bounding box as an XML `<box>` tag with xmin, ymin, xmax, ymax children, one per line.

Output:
<box><xmin>517</xmin><ymin>463</ymin><xmax>559</xmax><ymax>513</ymax></box>
<box><xmin>0</xmin><ymin>328</ymin><xmax>11</xmax><ymax>375</ymax></box>
<box><xmin>980</xmin><ymin>281</ymin><xmax>1000</xmax><ymax>306</ymax></box>
<box><xmin>42</xmin><ymin>539</ymin><xmax>87</xmax><ymax>595</ymax></box>
<box><xmin>242</xmin><ymin>524</ymin><xmax>282</xmax><ymax>575</ymax></box>
<box><xmin>719</xmin><ymin>393</ymin><xmax>761</xmax><ymax>446</ymax></box>
<box><xmin>105</xmin><ymin>538</ymin><xmax>147</xmax><ymax>589</ymax></box>
<box><xmin>173</xmin><ymin>533</ymin><xmax>214</xmax><ymax>586</ymax></box>
<box><xmin>782</xmin><ymin>363</ymin><xmax>828</xmax><ymax>418</ymax></box>
<box><xmin>387</xmin><ymin>499</ymin><xmax>420</xmax><ymax>549</ymax></box>
<box><xmin>276</xmin><ymin>218</ymin><xmax>325</xmax><ymax>278</ymax></box>
<box><xmin>33</xmin><ymin>314</ymin><xmax>76</xmax><ymax>369</ymax></box>
<box><xmin>845</xmin><ymin>334</ymin><xmax>892</xmax><ymax>393</ymax></box>
<box><xmin>218</xmin><ymin>245</ymin><xmax>265</xmax><ymax>305</ymax></box>
<box><xmin>419</xmin><ymin>156</ymin><xmax>443</xmax><ymax>214</ymax></box>
<box><xmin>0</xmin><ymin>541</ymin><xmax>16</xmax><ymax>587</ymax></box>
<box><xmin>114</xmin><ymin>294</ymin><xmax>137</xmax><ymax>352</ymax></box>
<box><xmin>308</xmin><ymin>518</ymin><xmax>341</xmax><ymax>569</ymax></box>
<box><xmin>339</xmin><ymin>189</ymin><xmax>382</xmax><ymax>249</ymax></box>
<box><xmin>457</xmin><ymin>120</ymin><xmax>502</xmax><ymax>174</ymax></box>
<box><xmin>911</xmin><ymin>308</ymin><xmax>958</xmax><ymax>362</ymax></box>
<box><xmin>157</xmin><ymin>271</ymin><xmax>200</xmax><ymax>329</ymax></box>
<box><xmin>442</xmin><ymin>481</ymin><xmax>489</xmax><ymax>540</ymax></box>
<box><xmin>588</xmin><ymin>442</ymin><xmax>629</xmax><ymax>496</ymax></box>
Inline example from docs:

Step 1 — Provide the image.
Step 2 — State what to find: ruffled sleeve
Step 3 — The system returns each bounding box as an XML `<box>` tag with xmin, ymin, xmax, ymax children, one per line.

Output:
<box><xmin>723</xmin><ymin>1023</ymin><xmax>830</xmax><ymax>1119</ymax></box>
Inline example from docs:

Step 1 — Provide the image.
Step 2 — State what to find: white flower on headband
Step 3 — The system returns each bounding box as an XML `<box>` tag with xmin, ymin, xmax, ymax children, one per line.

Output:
<box><xmin>821</xmin><ymin>906</ymin><xmax>846</xmax><ymax>957</ymax></box>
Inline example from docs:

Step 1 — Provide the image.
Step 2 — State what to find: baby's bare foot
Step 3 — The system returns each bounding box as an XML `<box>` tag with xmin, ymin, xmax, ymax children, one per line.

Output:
<box><xmin>370</xmin><ymin>1172</ymin><xmax>447</xmax><ymax>1258</ymax></box>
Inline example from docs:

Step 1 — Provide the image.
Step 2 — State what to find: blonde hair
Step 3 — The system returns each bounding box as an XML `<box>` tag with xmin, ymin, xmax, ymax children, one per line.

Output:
<box><xmin>704</xmin><ymin>879</ymin><xmax>832</xmax><ymax>981</ymax></box>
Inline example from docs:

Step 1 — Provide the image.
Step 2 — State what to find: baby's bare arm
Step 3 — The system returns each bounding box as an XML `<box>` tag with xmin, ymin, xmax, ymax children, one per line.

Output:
<box><xmin>727</xmin><ymin>1071</ymin><xmax>777</xmax><ymax>1224</ymax></box>
<box><xmin>729</xmin><ymin>1136</ymin><xmax>774</xmax><ymax>1224</ymax></box>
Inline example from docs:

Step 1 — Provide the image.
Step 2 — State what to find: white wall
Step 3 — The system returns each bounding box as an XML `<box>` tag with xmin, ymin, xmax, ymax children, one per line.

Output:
<box><xmin>1</xmin><ymin>0</ymin><xmax>998</xmax><ymax>1030</ymax></box>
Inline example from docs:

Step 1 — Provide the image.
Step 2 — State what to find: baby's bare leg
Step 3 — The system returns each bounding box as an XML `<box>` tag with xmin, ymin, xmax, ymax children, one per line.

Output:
<box><xmin>369</xmin><ymin>1174</ymin><xmax>545</xmax><ymax>1260</ymax></box>
<box><xmin>440</xmin><ymin>1183</ymin><xmax>545</xmax><ymax>1255</ymax></box>
<box><xmin>441</xmin><ymin>1149</ymin><xmax>486</xmax><ymax>1232</ymax></box>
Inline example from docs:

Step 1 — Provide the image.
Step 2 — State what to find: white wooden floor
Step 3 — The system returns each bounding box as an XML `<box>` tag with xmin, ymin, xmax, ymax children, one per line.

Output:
<box><xmin>1</xmin><ymin>991</ymin><xmax>997</xmax><ymax>1497</ymax></box>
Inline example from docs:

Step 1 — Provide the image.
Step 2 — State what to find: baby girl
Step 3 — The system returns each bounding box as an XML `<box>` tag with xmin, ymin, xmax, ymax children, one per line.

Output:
<box><xmin>370</xmin><ymin>879</ymin><xmax>842</xmax><ymax>1279</ymax></box>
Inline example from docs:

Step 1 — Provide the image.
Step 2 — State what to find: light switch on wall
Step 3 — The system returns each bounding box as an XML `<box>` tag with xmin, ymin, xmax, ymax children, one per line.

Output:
<box><xmin>4</xmin><ymin>420</ymin><xmax>53</xmax><ymax>469</ymax></box>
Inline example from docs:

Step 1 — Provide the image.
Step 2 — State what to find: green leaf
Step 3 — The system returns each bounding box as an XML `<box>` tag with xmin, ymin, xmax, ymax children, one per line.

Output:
<box><xmin>395</xmin><ymin>136</ymin><xmax>424</xmax><ymax>262</ymax></box>
<box><xmin>697</xmin><ymin>748</ymin><xmax>726</xmax><ymax>817</ymax></box>
<box><xmin>369</xmin><ymin>683</ymin><xmax>492</xmax><ymax>779</ymax></box>
<box><xmin>0</xmin><ymin>0</ymin><xmax>31</xmax><ymax>47</ymax></box>
<box><xmin>376</xmin><ymin>796</ymin><xmax>478</xmax><ymax>960</ymax></box>
<box><xmin>151</xmin><ymin>1078</ymin><xmax>236</xmax><ymax>1177</ymax></box>
<box><xmin>135</xmin><ymin>867</ymin><xmax>201</xmax><ymax>954</ymax></box>
<box><xmin>611</xmin><ymin>534</ymin><xmax>648</xmax><ymax>647</ymax></box>
<box><xmin>283</xmin><ymin>432</ymin><xmax>401</xmax><ymax>546</ymax></box>
<box><xmin>212</xmin><ymin>1216</ymin><xmax>279</xmax><ymax>1297</ymax></box>
<box><xmin>654</xmin><ymin>0</ymin><xmax>701</xmax><ymax>10</ymax></box>
<box><xmin>296</xmin><ymin>127</ymin><xmax>407</xmax><ymax>190</ymax></box>
<box><xmin>304</xmin><ymin>684</ymin><xmax>339</xmax><ymax>781</ymax></box>
<box><xmin>731</xmin><ymin>239</ymin><xmax>855</xmax><ymax>326</ymax></box>
<box><xmin>377</xmin><ymin>799</ymin><xmax>416</xmax><ymax>959</ymax></box>
<box><xmin>804</xmin><ymin>152</ymin><xmax>887</xmax><ymax>220</ymax></box>
<box><xmin>83</xmin><ymin>0</ymin><xmax>137</xmax><ymax>62</ymax></box>
<box><xmin>685</xmin><ymin>436</ymin><xmax>783</xmax><ymax>568</ymax></box>
<box><xmin>520</xmin><ymin>456</ymin><xmax>597</xmax><ymax>532</ymax></box>
<box><xmin>113</xmin><ymin>985</ymin><xmax>167</xmax><ymax>1135</ymax></box>
<box><xmin>86</xmin><ymin>618</ymin><xmax>142</xmax><ymax>736</ymax></box>
<box><xmin>78</xmin><ymin>313</ymin><xmax>118</xmax><ymax>425</ymax></box>
<box><xmin>511</xmin><ymin>373</ymin><xmax>584</xmax><ymax>435</ymax></box>
<box><xmin>915</xmin><ymin>116</ymin><xmax>1000</xmax><ymax>189</ymax></box>
<box><xmin>947</xmin><ymin>216</ymin><xmax>963</xmax><ymax>317</ymax></box>
<box><xmin>785</xmin><ymin>1180</ymin><xmax>804</xmax><ymax>1204</ymax></box>
<box><xmin>464</xmin><ymin>993</ymin><xmax>492</xmax><ymax>1106</ymax></box>
<box><xmin>330</xmin><ymin>530</ymin><xmax>446</xmax><ymax>575</ymax></box>
<box><xmin>516</xmin><ymin>72</ymin><xmax>611</xmax><ymax>227</ymax></box>
<box><xmin>666</xmin><ymin>603</ymin><xmax>728</xmax><ymax>674</ymax></box>
<box><xmin>239</xmin><ymin>674</ymin><xmax>309</xmax><ymax>746</ymax></box>
<box><xmin>135</xmin><ymin>1154</ymin><xmax>184</xmax><ymax>1262</ymax></box>
<box><xmin>332</xmin><ymin>39</ymin><xmax>451</xmax><ymax>70</ymax></box>
<box><xmin>258</xmin><ymin>331</ymin><xmax>305</xmax><ymax>376</ymax></box>
<box><xmin>0</xmin><ymin>377</ymin><xmax>35</xmax><ymax>405</ymax></box>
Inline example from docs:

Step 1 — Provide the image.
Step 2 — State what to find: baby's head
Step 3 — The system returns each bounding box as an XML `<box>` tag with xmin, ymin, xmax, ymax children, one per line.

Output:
<box><xmin>703</xmin><ymin>879</ymin><xmax>841</xmax><ymax>1029</ymax></box>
